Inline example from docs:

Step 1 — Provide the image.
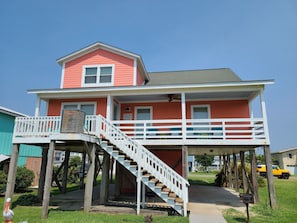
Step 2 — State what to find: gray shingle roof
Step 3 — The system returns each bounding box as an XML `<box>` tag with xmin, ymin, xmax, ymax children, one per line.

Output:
<box><xmin>146</xmin><ymin>68</ymin><xmax>241</xmax><ymax>86</ymax></box>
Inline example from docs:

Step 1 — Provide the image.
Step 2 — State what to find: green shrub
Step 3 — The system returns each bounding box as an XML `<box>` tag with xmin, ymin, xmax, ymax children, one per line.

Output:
<box><xmin>15</xmin><ymin>166</ymin><xmax>34</xmax><ymax>192</ymax></box>
<box><xmin>257</xmin><ymin>175</ymin><xmax>266</xmax><ymax>187</ymax></box>
<box><xmin>0</xmin><ymin>170</ymin><xmax>7</xmax><ymax>193</ymax></box>
<box><xmin>14</xmin><ymin>194</ymin><xmax>41</xmax><ymax>206</ymax></box>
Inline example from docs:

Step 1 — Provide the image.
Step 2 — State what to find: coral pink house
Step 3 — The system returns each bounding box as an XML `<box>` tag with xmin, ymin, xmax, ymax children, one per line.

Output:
<box><xmin>8</xmin><ymin>42</ymin><xmax>275</xmax><ymax>217</ymax></box>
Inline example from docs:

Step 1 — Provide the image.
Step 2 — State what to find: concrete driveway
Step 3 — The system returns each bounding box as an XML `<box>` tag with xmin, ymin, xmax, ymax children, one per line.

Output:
<box><xmin>188</xmin><ymin>185</ymin><xmax>245</xmax><ymax>223</ymax></box>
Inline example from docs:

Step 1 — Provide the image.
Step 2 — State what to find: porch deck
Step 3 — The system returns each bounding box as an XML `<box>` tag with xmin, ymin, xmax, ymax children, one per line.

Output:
<box><xmin>12</xmin><ymin>115</ymin><xmax>269</xmax><ymax>147</ymax></box>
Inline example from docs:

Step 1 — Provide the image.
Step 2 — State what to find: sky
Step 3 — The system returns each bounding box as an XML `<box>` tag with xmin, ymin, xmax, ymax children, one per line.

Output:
<box><xmin>0</xmin><ymin>1</ymin><xmax>296</xmax><ymax>152</ymax></box>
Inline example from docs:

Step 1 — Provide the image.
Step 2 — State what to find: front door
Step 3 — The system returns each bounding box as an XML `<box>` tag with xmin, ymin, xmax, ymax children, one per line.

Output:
<box><xmin>191</xmin><ymin>105</ymin><xmax>210</xmax><ymax>135</ymax></box>
<box><xmin>135</xmin><ymin>107</ymin><xmax>152</xmax><ymax>138</ymax></box>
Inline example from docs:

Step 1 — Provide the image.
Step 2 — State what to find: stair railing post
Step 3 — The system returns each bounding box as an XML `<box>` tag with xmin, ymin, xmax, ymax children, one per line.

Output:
<box><xmin>136</xmin><ymin>145</ymin><xmax>142</xmax><ymax>215</ymax></box>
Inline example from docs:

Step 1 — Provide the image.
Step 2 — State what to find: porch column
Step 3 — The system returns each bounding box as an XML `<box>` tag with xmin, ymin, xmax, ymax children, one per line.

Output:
<box><xmin>250</xmin><ymin>150</ymin><xmax>259</xmax><ymax>203</ymax></box>
<box><xmin>42</xmin><ymin>140</ymin><xmax>55</xmax><ymax>219</ymax></box>
<box><xmin>106</xmin><ymin>94</ymin><xmax>112</xmax><ymax>121</ymax></box>
<box><xmin>34</xmin><ymin>95</ymin><xmax>41</xmax><ymax>117</ymax></box>
<box><xmin>264</xmin><ymin>146</ymin><xmax>277</xmax><ymax>209</ymax></box>
<box><xmin>99</xmin><ymin>151</ymin><xmax>110</xmax><ymax>204</ymax></box>
<box><xmin>62</xmin><ymin>150</ymin><xmax>70</xmax><ymax>193</ymax></box>
<box><xmin>5</xmin><ymin>144</ymin><xmax>19</xmax><ymax>202</ymax></box>
<box><xmin>260</xmin><ymin>89</ymin><xmax>270</xmax><ymax>144</ymax></box>
<box><xmin>38</xmin><ymin>147</ymin><xmax>48</xmax><ymax>200</ymax></box>
<box><xmin>182</xmin><ymin>146</ymin><xmax>188</xmax><ymax>179</ymax></box>
<box><xmin>181</xmin><ymin>92</ymin><xmax>186</xmax><ymax>141</ymax></box>
<box><xmin>84</xmin><ymin>143</ymin><xmax>96</xmax><ymax>212</ymax></box>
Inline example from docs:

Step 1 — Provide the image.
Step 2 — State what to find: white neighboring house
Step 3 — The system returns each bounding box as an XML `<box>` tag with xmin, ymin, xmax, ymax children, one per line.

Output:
<box><xmin>271</xmin><ymin>147</ymin><xmax>297</xmax><ymax>175</ymax></box>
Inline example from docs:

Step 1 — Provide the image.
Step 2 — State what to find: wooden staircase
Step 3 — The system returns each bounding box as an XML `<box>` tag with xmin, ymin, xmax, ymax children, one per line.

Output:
<box><xmin>96</xmin><ymin>115</ymin><xmax>189</xmax><ymax>216</ymax></box>
<box><xmin>100</xmin><ymin>141</ymin><xmax>184</xmax><ymax>214</ymax></box>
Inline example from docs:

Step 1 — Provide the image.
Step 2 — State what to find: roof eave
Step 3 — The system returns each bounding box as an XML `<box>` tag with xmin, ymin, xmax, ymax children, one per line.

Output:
<box><xmin>28</xmin><ymin>79</ymin><xmax>274</xmax><ymax>99</ymax></box>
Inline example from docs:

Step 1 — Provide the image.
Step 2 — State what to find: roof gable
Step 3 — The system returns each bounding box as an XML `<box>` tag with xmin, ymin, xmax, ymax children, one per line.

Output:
<box><xmin>57</xmin><ymin>42</ymin><xmax>149</xmax><ymax>82</ymax></box>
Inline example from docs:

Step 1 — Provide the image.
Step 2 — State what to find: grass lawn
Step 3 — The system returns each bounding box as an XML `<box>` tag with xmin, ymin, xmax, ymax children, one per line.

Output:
<box><xmin>2</xmin><ymin>185</ymin><xmax>189</xmax><ymax>223</ymax></box>
<box><xmin>224</xmin><ymin>176</ymin><xmax>297</xmax><ymax>223</ymax></box>
<box><xmin>189</xmin><ymin>172</ymin><xmax>297</xmax><ymax>223</ymax></box>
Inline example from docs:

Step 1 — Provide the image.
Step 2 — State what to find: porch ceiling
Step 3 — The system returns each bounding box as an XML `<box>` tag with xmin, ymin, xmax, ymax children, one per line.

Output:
<box><xmin>115</xmin><ymin>91</ymin><xmax>257</xmax><ymax>103</ymax></box>
<box><xmin>146</xmin><ymin>145</ymin><xmax>258</xmax><ymax>156</ymax></box>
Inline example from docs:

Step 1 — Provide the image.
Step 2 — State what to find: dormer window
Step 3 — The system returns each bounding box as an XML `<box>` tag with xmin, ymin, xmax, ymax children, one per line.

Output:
<box><xmin>83</xmin><ymin>65</ymin><xmax>114</xmax><ymax>86</ymax></box>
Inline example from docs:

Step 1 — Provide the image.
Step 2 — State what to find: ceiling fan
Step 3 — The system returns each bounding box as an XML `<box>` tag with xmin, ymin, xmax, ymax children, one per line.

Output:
<box><xmin>168</xmin><ymin>94</ymin><xmax>181</xmax><ymax>102</ymax></box>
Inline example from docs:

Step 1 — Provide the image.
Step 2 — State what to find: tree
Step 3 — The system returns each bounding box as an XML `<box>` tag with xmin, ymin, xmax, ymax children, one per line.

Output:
<box><xmin>195</xmin><ymin>155</ymin><xmax>214</xmax><ymax>171</ymax></box>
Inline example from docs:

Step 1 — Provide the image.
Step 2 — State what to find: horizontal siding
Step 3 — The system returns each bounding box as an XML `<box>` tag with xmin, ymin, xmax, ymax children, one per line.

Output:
<box><xmin>0</xmin><ymin>113</ymin><xmax>15</xmax><ymax>132</ymax></box>
<box><xmin>120</xmin><ymin>100</ymin><xmax>250</xmax><ymax>120</ymax></box>
<box><xmin>136</xmin><ymin>66</ymin><xmax>145</xmax><ymax>85</ymax></box>
<box><xmin>63</xmin><ymin>49</ymin><xmax>134</xmax><ymax>88</ymax></box>
<box><xmin>48</xmin><ymin>98</ymin><xmax>107</xmax><ymax>116</ymax></box>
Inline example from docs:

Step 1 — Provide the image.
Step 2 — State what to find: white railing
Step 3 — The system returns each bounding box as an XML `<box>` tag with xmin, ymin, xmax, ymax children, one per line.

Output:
<box><xmin>13</xmin><ymin>116</ymin><xmax>61</xmax><ymax>137</ymax></box>
<box><xmin>113</xmin><ymin>118</ymin><xmax>267</xmax><ymax>141</ymax></box>
<box><xmin>13</xmin><ymin>116</ymin><xmax>267</xmax><ymax>143</ymax></box>
<box><xmin>96</xmin><ymin>115</ymin><xmax>189</xmax><ymax>209</ymax></box>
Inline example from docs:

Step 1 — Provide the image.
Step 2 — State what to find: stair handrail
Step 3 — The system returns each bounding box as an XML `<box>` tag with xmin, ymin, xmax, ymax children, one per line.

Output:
<box><xmin>96</xmin><ymin>115</ymin><xmax>189</xmax><ymax>203</ymax></box>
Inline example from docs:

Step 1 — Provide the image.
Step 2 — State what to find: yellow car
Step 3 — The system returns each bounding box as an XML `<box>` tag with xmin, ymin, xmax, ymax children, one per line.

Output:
<box><xmin>256</xmin><ymin>164</ymin><xmax>290</xmax><ymax>179</ymax></box>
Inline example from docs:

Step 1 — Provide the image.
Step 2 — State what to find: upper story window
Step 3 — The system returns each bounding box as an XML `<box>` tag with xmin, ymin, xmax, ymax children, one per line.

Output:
<box><xmin>82</xmin><ymin>65</ymin><xmax>114</xmax><ymax>86</ymax></box>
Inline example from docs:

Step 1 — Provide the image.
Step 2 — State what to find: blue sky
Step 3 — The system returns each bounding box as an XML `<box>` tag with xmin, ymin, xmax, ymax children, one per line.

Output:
<box><xmin>1</xmin><ymin>1</ymin><xmax>296</xmax><ymax>152</ymax></box>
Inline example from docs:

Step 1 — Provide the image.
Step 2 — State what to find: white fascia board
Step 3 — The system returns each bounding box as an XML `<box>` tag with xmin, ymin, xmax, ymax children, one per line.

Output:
<box><xmin>28</xmin><ymin>80</ymin><xmax>274</xmax><ymax>99</ymax></box>
<box><xmin>0</xmin><ymin>106</ymin><xmax>27</xmax><ymax>117</ymax></box>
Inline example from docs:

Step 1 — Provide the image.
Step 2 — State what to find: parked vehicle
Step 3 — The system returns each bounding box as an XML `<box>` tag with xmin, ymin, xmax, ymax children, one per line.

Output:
<box><xmin>257</xmin><ymin>164</ymin><xmax>290</xmax><ymax>179</ymax></box>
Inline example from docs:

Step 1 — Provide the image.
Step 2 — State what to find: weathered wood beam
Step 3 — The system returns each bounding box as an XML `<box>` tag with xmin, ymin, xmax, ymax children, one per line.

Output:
<box><xmin>5</xmin><ymin>144</ymin><xmax>19</xmax><ymax>202</ymax></box>
<box><xmin>62</xmin><ymin>150</ymin><xmax>70</xmax><ymax>193</ymax></box>
<box><xmin>233</xmin><ymin>153</ymin><xmax>239</xmax><ymax>192</ymax></box>
<box><xmin>42</xmin><ymin>140</ymin><xmax>55</xmax><ymax>219</ymax></box>
<box><xmin>250</xmin><ymin>150</ymin><xmax>259</xmax><ymax>203</ymax></box>
<box><xmin>99</xmin><ymin>151</ymin><xmax>110</xmax><ymax>204</ymax></box>
<box><xmin>240</xmin><ymin>151</ymin><xmax>249</xmax><ymax>193</ymax></box>
<box><xmin>182</xmin><ymin>146</ymin><xmax>188</xmax><ymax>179</ymax></box>
<box><xmin>84</xmin><ymin>143</ymin><xmax>96</xmax><ymax>212</ymax></box>
<box><xmin>227</xmin><ymin>155</ymin><xmax>232</xmax><ymax>188</ymax></box>
<box><xmin>264</xmin><ymin>145</ymin><xmax>277</xmax><ymax>209</ymax></box>
<box><xmin>38</xmin><ymin>147</ymin><xmax>48</xmax><ymax>200</ymax></box>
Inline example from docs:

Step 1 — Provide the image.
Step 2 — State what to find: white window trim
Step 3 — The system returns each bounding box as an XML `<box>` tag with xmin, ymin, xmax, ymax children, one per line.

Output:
<box><xmin>134</xmin><ymin>106</ymin><xmax>153</xmax><ymax>120</ymax></box>
<box><xmin>191</xmin><ymin>105</ymin><xmax>211</xmax><ymax>119</ymax></box>
<box><xmin>81</xmin><ymin>64</ymin><xmax>114</xmax><ymax>87</ymax></box>
<box><xmin>61</xmin><ymin>102</ymin><xmax>97</xmax><ymax>115</ymax></box>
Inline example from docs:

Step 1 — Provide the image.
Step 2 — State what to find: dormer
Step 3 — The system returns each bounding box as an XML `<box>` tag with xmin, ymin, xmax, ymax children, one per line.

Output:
<box><xmin>57</xmin><ymin>42</ymin><xmax>149</xmax><ymax>89</ymax></box>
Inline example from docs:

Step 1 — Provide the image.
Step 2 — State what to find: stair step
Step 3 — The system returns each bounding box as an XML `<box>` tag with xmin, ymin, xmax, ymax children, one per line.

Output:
<box><xmin>174</xmin><ymin>203</ymin><xmax>182</xmax><ymax>211</ymax></box>
<box><xmin>156</xmin><ymin>182</ymin><xmax>164</xmax><ymax>188</ymax></box>
<box><xmin>162</xmin><ymin>187</ymin><xmax>171</xmax><ymax>193</ymax></box>
<box><xmin>168</xmin><ymin>192</ymin><xmax>176</xmax><ymax>198</ymax></box>
<box><xmin>117</xmin><ymin>155</ymin><xmax>125</xmax><ymax>162</ymax></box>
<box><xmin>154</xmin><ymin>186</ymin><xmax>162</xmax><ymax>194</ymax></box>
<box><xmin>129</xmin><ymin>165</ymin><xmax>137</xmax><ymax>173</ymax></box>
<box><xmin>167</xmin><ymin>197</ymin><xmax>175</xmax><ymax>205</ymax></box>
<box><xmin>161</xmin><ymin>191</ymin><xmax>169</xmax><ymax>199</ymax></box>
<box><xmin>175</xmin><ymin>197</ymin><xmax>183</xmax><ymax>203</ymax></box>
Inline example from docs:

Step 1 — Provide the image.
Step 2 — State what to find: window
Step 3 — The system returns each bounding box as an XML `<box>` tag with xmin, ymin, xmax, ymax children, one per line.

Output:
<box><xmin>83</xmin><ymin>65</ymin><xmax>114</xmax><ymax>86</ymax></box>
<box><xmin>62</xmin><ymin>103</ymin><xmax>96</xmax><ymax>115</ymax></box>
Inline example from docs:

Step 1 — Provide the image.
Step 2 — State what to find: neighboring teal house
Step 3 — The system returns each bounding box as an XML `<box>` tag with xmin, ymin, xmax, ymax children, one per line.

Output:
<box><xmin>0</xmin><ymin>106</ymin><xmax>41</xmax><ymax>166</ymax></box>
